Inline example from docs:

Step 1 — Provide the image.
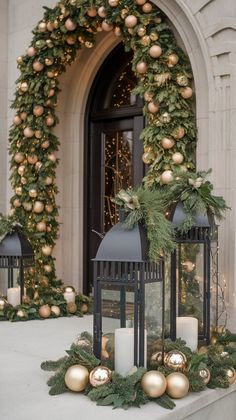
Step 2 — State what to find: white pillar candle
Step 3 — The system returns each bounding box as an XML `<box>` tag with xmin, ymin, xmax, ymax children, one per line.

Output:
<box><xmin>176</xmin><ymin>316</ymin><xmax>198</xmax><ymax>351</ymax></box>
<box><xmin>115</xmin><ymin>328</ymin><xmax>147</xmax><ymax>376</ymax></box>
<box><xmin>63</xmin><ymin>291</ymin><xmax>75</xmax><ymax>304</ymax></box>
<box><xmin>7</xmin><ymin>287</ymin><xmax>21</xmax><ymax>306</ymax></box>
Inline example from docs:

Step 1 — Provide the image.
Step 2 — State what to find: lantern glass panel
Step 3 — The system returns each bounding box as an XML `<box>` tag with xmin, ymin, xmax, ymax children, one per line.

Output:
<box><xmin>177</xmin><ymin>243</ymin><xmax>204</xmax><ymax>336</ymax></box>
<box><xmin>145</xmin><ymin>281</ymin><xmax>164</xmax><ymax>366</ymax></box>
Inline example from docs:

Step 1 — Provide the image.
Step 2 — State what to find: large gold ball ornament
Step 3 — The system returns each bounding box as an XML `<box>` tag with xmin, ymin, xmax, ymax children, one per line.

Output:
<box><xmin>14</xmin><ymin>152</ymin><xmax>25</xmax><ymax>163</ymax></box>
<box><xmin>136</xmin><ymin>61</ymin><xmax>147</xmax><ymax>74</ymax></box>
<box><xmin>65</xmin><ymin>18</ymin><xmax>77</xmax><ymax>31</ymax></box>
<box><xmin>44</xmin><ymin>264</ymin><xmax>52</xmax><ymax>273</ymax></box>
<box><xmin>89</xmin><ymin>366</ymin><xmax>112</xmax><ymax>387</ymax></box>
<box><xmin>39</xmin><ymin>304</ymin><xmax>51</xmax><ymax>318</ymax></box>
<box><xmin>141</xmin><ymin>371</ymin><xmax>167</xmax><ymax>398</ymax></box>
<box><xmin>164</xmin><ymin>350</ymin><xmax>187</xmax><ymax>370</ymax></box>
<box><xmin>142</xmin><ymin>2</ymin><xmax>152</xmax><ymax>13</ymax></box>
<box><xmin>45</xmin><ymin>58</ymin><xmax>54</xmax><ymax>66</ymax></box>
<box><xmin>42</xmin><ymin>245</ymin><xmax>52</xmax><ymax>256</ymax></box>
<box><xmin>142</xmin><ymin>152</ymin><xmax>155</xmax><ymax>164</ymax></box>
<box><xmin>180</xmin><ymin>87</ymin><xmax>193</xmax><ymax>99</ymax></box>
<box><xmin>36</xmin><ymin>221</ymin><xmax>47</xmax><ymax>232</ymax></box>
<box><xmin>172</xmin><ymin>152</ymin><xmax>184</xmax><ymax>165</ymax></box>
<box><xmin>199</xmin><ymin>368</ymin><xmax>211</xmax><ymax>385</ymax></box>
<box><xmin>149</xmin><ymin>45</ymin><xmax>162</xmax><ymax>58</ymax></box>
<box><xmin>33</xmin><ymin>60</ymin><xmax>44</xmax><ymax>72</ymax></box>
<box><xmin>67</xmin><ymin>302</ymin><xmax>77</xmax><ymax>314</ymax></box>
<box><xmin>51</xmin><ymin>305</ymin><xmax>61</xmax><ymax>317</ymax></box>
<box><xmin>35</xmin><ymin>130</ymin><xmax>43</xmax><ymax>139</ymax></box>
<box><xmin>101</xmin><ymin>21</ymin><xmax>113</xmax><ymax>32</ymax></box>
<box><xmin>150</xmin><ymin>351</ymin><xmax>166</xmax><ymax>367</ymax></box>
<box><xmin>166</xmin><ymin>373</ymin><xmax>189</xmax><ymax>399</ymax></box>
<box><xmin>65</xmin><ymin>365</ymin><xmax>89</xmax><ymax>392</ymax></box>
<box><xmin>98</xmin><ymin>6</ymin><xmax>106</xmax><ymax>18</ymax></box>
<box><xmin>46</xmin><ymin>115</ymin><xmax>54</xmax><ymax>126</ymax></box>
<box><xmin>148</xmin><ymin>101</ymin><xmax>159</xmax><ymax>114</ymax></box>
<box><xmin>161</xmin><ymin>137</ymin><xmax>175</xmax><ymax>149</ymax></box>
<box><xmin>0</xmin><ymin>297</ymin><xmax>7</xmax><ymax>310</ymax></box>
<box><xmin>167</xmin><ymin>53</ymin><xmax>179</xmax><ymax>67</ymax></box>
<box><xmin>17</xmin><ymin>309</ymin><xmax>27</xmax><ymax>318</ymax></box>
<box><xmin>17</xmin><ymin>56</ymin><xmax>23</xmax><ymax>65</ymax></box>
<box><xmin>33</xmin><ymin>201</ymin><xmax>44</xmax><ymax>213</ymax></box>
<box><xmin>226</xmin><ymin>367</ymin><xmax>236</xmax><ymax>385</ymax></box>
<box><xmin>23</xmin><ymin>127</ymin><xmax>34</xmax><ymax>138</ymax></box>
<box><xmin>33</xmin><ymin>105</ymin><xmax>44</xmax><ymax>117</ymax></box>
<box><xmin>13</xmin><ymin>115</ymin><xmax>22</xmax><ymax>125</ymax></box>
<box><xmin>161</xmin><ymin>170</ymin><xmax>174</xmax><ymax>184</ymax></box>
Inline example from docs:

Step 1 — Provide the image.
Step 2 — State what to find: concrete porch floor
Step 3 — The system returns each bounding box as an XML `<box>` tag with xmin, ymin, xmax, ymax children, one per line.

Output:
<box><xmin>1</xmin><ymin>315</ymin><xmax>236</xmax><ymax>420</ymax></box>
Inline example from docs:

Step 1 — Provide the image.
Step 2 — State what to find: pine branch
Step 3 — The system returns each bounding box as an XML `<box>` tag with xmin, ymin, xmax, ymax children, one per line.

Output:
<box><xmin>153</xmin><ymin>393</ymin><xmax>176</xmax><ymax>410</ymax></box>
<box><xmin>41</xmin><ymin>357</ymin><xmax>67</xmax><ymax>371</ymax></box>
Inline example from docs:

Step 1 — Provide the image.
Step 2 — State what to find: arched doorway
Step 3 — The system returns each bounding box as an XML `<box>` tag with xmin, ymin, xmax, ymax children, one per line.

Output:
<box><xmin>84</xmin><ymin>44</ymin><xmax>145</xmax><ymax>293</ymax></box>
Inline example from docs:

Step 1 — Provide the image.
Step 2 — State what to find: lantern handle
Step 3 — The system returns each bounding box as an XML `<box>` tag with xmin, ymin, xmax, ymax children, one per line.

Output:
<box><xmin>91</xmin><ymin>229</ymin><xmax>105</xmax><ymax>239</ymax></box>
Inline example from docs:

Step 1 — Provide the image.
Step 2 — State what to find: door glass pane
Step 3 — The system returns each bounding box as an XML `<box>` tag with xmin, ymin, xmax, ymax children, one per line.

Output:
<box><xmin>110</xmin><ymin>60</ymin><xmax>137</xmax><ymax>108</ymax></box>
<box><xmin>103</xmin><ymin>130</ymin><xmax>133</xmax><ymax>231</ymax></box>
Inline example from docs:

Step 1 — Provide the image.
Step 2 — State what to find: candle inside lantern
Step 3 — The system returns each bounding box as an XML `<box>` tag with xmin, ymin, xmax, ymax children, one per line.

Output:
<box><xmin>176</xmin><ymin>316</ymin><xmax>198</xmax><ymax>351</ymax></box>
<box><xmin>115</xmin><ymin>328</ymin><xmax>147</xmax><ymax>376</ymax></box>
<box><xmin>63</xmin><ymin>291</ymin><xmax>75</xmax><ymax>304</ymax></box>
<box><xmin>7</xmin><ymin>287</ymin><xmax>21</xmax><ymax>306</ymax></box>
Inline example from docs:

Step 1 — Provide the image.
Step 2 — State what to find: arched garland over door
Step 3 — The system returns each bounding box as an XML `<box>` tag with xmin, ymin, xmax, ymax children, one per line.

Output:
<box><xmin>9</xmin><ymin>0</ymin><xmax>196</xmax><ymax>290</ymax></box>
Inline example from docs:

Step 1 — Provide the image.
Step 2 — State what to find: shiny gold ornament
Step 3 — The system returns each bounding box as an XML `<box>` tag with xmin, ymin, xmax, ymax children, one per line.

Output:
<box><xmin>67</xmin><ymin>302</ymin><xmax>77</xmax><ymax>314</ymax></box>
<box><xmin>15</xmin><ymin>186</ymin><xmax>23</xmax><ymax>196</ymax></box>
<box><xmin>23</xmin><ymin>127</ymin><xmax>34</xmax><ymax>138</ymax></box>
<box><xmin>13</xmin><ymin>198</ymin><xmax>21</xmax><ymax>208</ymax></box>
<box><xmin>210</xmin><ymin>335</ymin><xmax>217</xmax><ymax>345</ymax></box>
<box><xmin>176</xmin><ymin>74</ymin><xmax>188</xmax><ymax>87</ymax></box>
<box><xmin>172</xmin><ymin>126</ymin><xmax>185</xmax><ymax>140</ymax></box>
<box><xmin>51</xmin><ymin>305</ymin><xmax>60</xmax><ymax>317</ymax></box>
<box><xmin>23</xmin><ymin>202</ymin><xmax>32</xmax><ymax>211</ymax></box>
<box><xmin>38</xmin><ymin>21</ymin><xmax>47</xmax><ymax>32</ymax></box>
<box><xmin>17</xmin><ymin>165</ymin><xmax>25</xmax><ymax>176</ymax></box>
<box><xmin>36</xmin><ymin>221</ymin><xmax>47</xmax><ymax>232</ymax></box>
<box><xmin>226</xmin><ymin>367</ymin><xmax>236</xmax><ymax>385</ymax></box>
<box><xmin>35</xmin><ymin>130</ymin><xmax>43</xmax><ymax>139</ymax></box>
<box><xmin>20</xmin><ymin>82</ymin><xmax>28</xmax><ymax>92</ymax></box>
<box><xmin>161</xmin><ymin>137</ymin><xmax>175</xmax><ymax>149</ymax></box>
<box><xmin>45</xmin><ymin>58</ymin><xmax>54</xmax><ymax>66</ymax></box>
<box><xmin>98</xmin><ymin>6</ymin><xmax>106</xmax><ymax>18</ymax></box>
<box><xmin>42</xmin><ymin>245</ymin><xmax>52</xmax><ymax>256</ymax></box>
<box><xmin>39</xmin><ymin>304</ymin><xmax>51</xmax><ymax>318</ymax></box>
<box><xmin>167</xmin><ymin>53</ymin><xmax>179</xmax><ymax>67</ymax></box>
<box><xmin>85</xmin><ymin>41</ymin><xmax>94</xmax><ymax>49</ymax></box>
<box><xmin>136</xmin><ymin>61</ymin><xmax>147</xmax><ymax>74</ymax></box>
<box><xmin>164</xmin><ymin>350</ymin><xmax>187</xmax><ymax>370</ymax></box>
<box><xmin>33</xmin><ymin>201</ymin><xmax>44</xmax><ymax>214</ymax></box>
<box><xmin>150</xmin><ymin>32</ymin><xmax>159</xmax><ymax>41</ymax></box>
<box><xmin>142</xmin><ymin>152</ymin><xmax>155</xmax><ymax>164</ymax></box>
<box><xmin>113</xmin><ymin>27</ymin><xmax>122</xmax><ymax>37</ymax></box>
<box><xmin>141</xmin><ymin>371</ymin><xmax>166</xmax><ymax>398</ymax></box>
<box><xmin>149</xmin><ymin>45</ymin><xmax>162</xmax><ymax>58</ymax></box>
<box><xmin>150</xmin><ymin>351</ymin><xmax>166</xmax><ymax>366</ymax></box>
<box><xmin>180</xmin><ymin>87</ymin><xmax>193</xmax><ymax>99</ymax></box>
<box><xmin>166</xmin><ymin>372</ymin><xmax>189</xmax><ymax>399</ymax></box>
<box><xmin>160</xmin><ymin>112</ymin><xmax>171</xmax><ymax>123</ymax></box>
<box><xmin>101</xmin><ymin>21</ymin><xmax>113</xmax><ymax>32</ymax></box>
<box><xmin>137</xmin><ymin>27</ymin><xmax>146</xmax><ymax>37</ymax></box>
<box><xmin>89</xmin><ymin>366</ymin><xmax>112</xmax><ymax>387</ymax></box>
<box><xmin>41</xmin><ymin>140</ymin><xmax>50</xmax><ymax>149</ymax></box>
<box><xmin>199</xmin><ymin>368</ymin><xmax>211</xmax><ymax>385</ymax></box>
<box><xmin>140</xmin><ymin>35</ymin><xmax>150</xmax><ymax>46</ymax></box>
<box><xmin>35</xmin><ymin>161</ymin><xmax>43</xmax><ymax>171</ymax></box>
<box><xmin>21</xmin><ymin>177</ymin><xmax>27</xmax><ymax>185</ymax></box>
<box><xmin>144</xmin><ymin>91</ymin><xmax>153</xmax><ymax>102</ymax></box>
<box><xmin>17</xmin><ymin>309</ymin><xmax>27</xmax><ymax>318</ymax></box>
<box><xmin>65</xmin><ymin>365</ymin><xmax>89</xmax><ymax>392</ymax></box>
<box><xmin>27</xmin><ymin>155</ymin><xmax>38</xmax><ymax>165</ymax></box>
<box><xmin>44</xmin><ymin>264</ymin><xmax>52</xmax><ymax>273</ymax></box>
<box><xmin>172</xmin><ymin>152</ymin><xmax>184</xmax><ymax>165</ymax></box>
<box><xmin>17</xmin><ymin>56</ymin><xmax>23</xmax><ymax>65</ymax></box>
<box><xmin>125</xmin><ymin>15</ymin><xmax>138</xmax><ymax>28</ymax></box>
<box><xmin>13</xmin><ymin>115</ymin><xmax>22</xmax><ymax>125</ymax></box>
<box><xmin>14</xmin><ymin>152</ymin><xmax>25</xmax><ymax>163</ymax></box>
<box><xmin>108</xmin><ymin>0</ymin><xmax>119</xmax><ymax>6</ymax></box>
<box><xmin>142</xmin><ymin>2</ymin><xmax>152</xmax><ymax>13</ymax></box>
<box><xmin>120</xmin><ymin>8</ymin><xmax>129</xmax><ymax>19</ymax></box>
<box><xmin>39</xmin><ymin>276</ymin><xmax>49</xmax><ymax>287</ymax></box>
<box><xmin>0</xmin><ymin>297</ymin><xmax>7</xmax><ymax>310</ymax></box>
<box><xmin>198</xmin><ymin>346</ymin><xmax>209</xmax><ymax>356</ymax></box>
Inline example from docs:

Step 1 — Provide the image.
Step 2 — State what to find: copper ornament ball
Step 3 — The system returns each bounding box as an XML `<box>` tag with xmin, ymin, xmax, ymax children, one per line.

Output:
<box><xmin>164</xmin><ymin>350</ymin><xmax>187</xmax><ymax>370</ymax></box>
<box><xmin>67</xmin><ymin>302</ymin><xmax>77</xmax><ymax>314</ymax></box>
<box><xmin>135</xmin><ymin>0</ymin><xmax>147</xmax><ymax>5</ymax></box>
<box><xmin>108</xmin><ymin>0</ymin><xmax>119</xmax><ymax>7</ymax></box>
<box><xmin>44</xmin><ymin>265</ymin><xmax>52</xmax><ymax>273</ymax></box>
<box><xmin>87</xmin><ymin>6</ymin><xmax>97</xmax><ymax>17</ymax></box>
<box><xmin>23</xmin><ymin>127</ymin><xmax>34</xmax><ymax>138</ymax></box>
<box><xmin>65</xmin><ymin>18</ymin><xmax>77</xmax><ymax>31</ymax></box>
<box><xmin>13</xmin><ymin>199</ymin><xmax>21</xmax><ymax>208</ymax></box>
<box><xmin>39</xmin><ymin>304</ymin><xmax>51</xmax><ymax>319</ymax></box>
<box><xmin>33</xmin><ymin>201</ymin><xmax>44</xmax><ymax>214</ymax></box>
<box><xmin>89</xmin><ymin>366</ymin><xmax>112</xmax><ymax>387</ymax></box>
<box><xmin>36</xmin><ymin>221</ymin><xmax>47</xmax><ymax>232</ymax></box>
<box><xmin>101</xmin><ymin>21</ymin><xmax>113</xmax><ymax>32</ymax></box>
<box><xmin>166</xmin><ymin>372</ymin><xmax>189</xmax><ymax>399</ymax></box>
<box><xmin>148</xmin><ymin>101</ymin><xmax>159</xmax><ymax>114</ymax></box>
<box><xmin>180</xmin><ymin>87</ymin><xmax>193</xmax><ymax>99</ymax></box>
<box><xmin>27</xmin><ymin>46</ymin><xmax>36</xmax><ymax>57</ymax></box>
<box><xmin>65</xmin><ymin>365</ymin><xmax>89</xmax><ymax>392</ymax></box>
<box><xmin>172</xmin><ymin>152</ymin><xmax>184</xmax><ymax>165</ymax></box>
<box><xmin>141</xmin><ymin>371</ymin><xmax>167</xmax><ymax>398</ymax></box>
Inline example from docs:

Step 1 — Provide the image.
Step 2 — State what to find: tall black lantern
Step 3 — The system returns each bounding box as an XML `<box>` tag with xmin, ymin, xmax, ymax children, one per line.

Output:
<box><xmin>170</xmin><ymin>202</ymin><xmax>218</xmax><ymax>344</ymax></box>
<box><xmin>0</xmin><ymin>230</ymin><xmax>34</xmax><ymax>303</ymax></box>
<box><xmin>93</xmin><ymin>216</ymin><xmax>164</xmax><ymax>374</ymax></box>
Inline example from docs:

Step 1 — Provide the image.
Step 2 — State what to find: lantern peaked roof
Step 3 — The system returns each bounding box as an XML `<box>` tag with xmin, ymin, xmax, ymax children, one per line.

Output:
<box><xmin>94</xmin><ymin>221</ymin><xmax>148</xmax><ymax>262</ymax></box>
<box><xmin>0</xmin><ymin>230</ymin><xmax>34</xmax><ymax>257</ymax></box>
<box><xmin>171</xmin><ymin>201</ymin><xmax>214</xmax><ymax>228</ymax></box>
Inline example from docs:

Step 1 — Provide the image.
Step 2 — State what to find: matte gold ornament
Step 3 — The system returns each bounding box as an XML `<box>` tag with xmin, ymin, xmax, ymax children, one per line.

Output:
<box><xmin>101</xmin><ymin>21</ymin><xmax>113</xmax><ymax>32</ymax></box>
<box><xmin>35</xmin><ymin>130</ymin><xmax>43</xmax><ymax>139</ymax></box>
<box><xmin>48</xmin><ymin>153</ymin><xmax>57</xmax><ymax>163</ymax></box>
<box><xmin>45</xmin><ymin>176</ymin><xmax>53</xmax><ymax>186</ymax></box>
<box><xmin>46</xmin><ymin>115</ymin><xmax>54</xmax><ymax>126</ymax></box>
<box><xmin>65</xmin><ymin>365</ymin><xmax>89</xmax><ymax>392</ymax></box>
<box><xmin>149</xmin><ymin>45</ymin><xmax>162</xmax><ymax>58</ymax></box>
<box><xmin>20</xmin><ymin>111</ymin><xmax>27</xmax><ymax>120</ymax></box>
<box><xmin>164</xmin><ymin>350</ymin><xmax>187</xmax><ymax>370</ymax></box>
<box><xmin>142</xmin><ymin>2</ymin><xmax>152</xmax><ymax>13</ymax></box>
<box><xmin>89</xmin><ymin>366</ymin><xmax>112</xmax><ymax>387</ymax></box>
<box><xmin>38</xmin><ymin>21</ymin><xmax>47</xmax><ymax>32</ymax></box>
<box><xmin>140</xmin><ymin>35</ymin><xmax>150</xmax><ymax>46</ymax></box>
<box><xmin>0</xmin><ymin>297</ymin><xmax>7</xmax><ymax>310</ymax></box>
<box><xmin>87</xmin><ymin>6</ymin><xmax>97</xmax><ymax>17</ymax></box>
<box><xmin>51</xmin><ymin>305</ymin><xmax>61</xmax><ymax>317</ymax></box>
<box><xmin>125</xmin><ymin>15</ymin><xmax>138</xmax><ymax>28</ymax></box>
<box><xmin>148</xmin><ymin>101</ymin><xmax>159</xmax><ymax>114</ymax></box>
<box><xmin>67</xmin><ymin>302</ymin><xmax>77</xmax><ymax>314</ymax></box>
<box><xmin>23</xmin><ymin>127</ymin><xmax>34</xmax><ymax>138</ymax></box>
<box><xmin>137</xmin><ymin>27</ymin><xmax>146</xmax><ymax>37</ymax></box>
<box><xmin>167</xmin><ymin>53</ymin><xmax>179</xmax><ymax>67</ymax></box>
<box><xmin>161</xmin><ymin>137</ymin><xmax>175</xmax><ymax>149</ymax></box>
<box><xmin>20</xmin><ymin>82</ymin><xmax>28</xmax><ymax>92</ymax></box>
<box><xmin>13</xmin><ymin>199</ymin><xmax>21</xmax><ymax>208</ymax></box>
<box><xmin>36</xmin><ymin>221</ymin><xmax>47</xmax><ymax>232</ymax></box>
<box><xmin>135</xmin><ymin>0</ymin><xmax>147</xmax><ymax>4</ymax></box>
<box><xmin>44</xmin><ymin>265</ymin><xmax>52</xmax><ymax>273</ymax></box>
<box><xmin>42</xmin><ymin>245</ymin><xmax>52</xmax><ymax>256</ymax></box>
<box><xmin>14</xmin><ymin>152</ymin><xmax>25</xmax><ymax>163</ymax></box>
<box><xmin>13</xmin><ymin>115</ymin><xmax>22</xmax><ymax>125</ymax></box>
<box><xmin>27</xmin><ymin>46</ymin><xmax>36</xmax><ymax>57</ymax></box>
<box><xmin>166</xmin><ymin>373</ymin><xmax>189</xmax><ymax>399</ymax></box>
<box><xmin>150</xmin><ymin>351</ymin><xmax>166</xmax><ymax>366</ymax></box>
<box><xmin>81</xmin><ymin>303</ymin><xmax>88</xmax><ymax>314</ymax></box>
<box><xmin>27</xmin><ymin>155</ymin><xmax>38</xmax><ymax>164</ymax></box>
<box><xmin>180</xmin><ymin>87</ymin><xmax>193</xmax><ymax>99</ymax></box>
<box><xmin>33</xmin><ymin>60</ymin><xmax>44</xmax><ymax>72</ymax></box>
<box><xmin>39</xmin><ymin>304</ymin><xmax>51</xmax><ymax>318</ymax></box>
<box><xmin>141</xmin><ymin>371</ymin><xmax>167</xmax><ymax>398</ymax></box>
<box><xmin>98</xmin><ymin>6</ymin><xmax>106</xmax><ymax>18</ymax></box>
<box><xmin>21</xmin><ymin>177</ymin><xmax>27</xmax><ymax>185</ymax></box>
<box><xmin>199</xmin><ymin>368</ymin><xmax>211</xmax><ymax>385</ymax></box>
<box><xmin>33</xmin><ymin>201</ymin><xmax>44</xmax><ymax>213</ymax></box>
<box><xmin>46</xmin><ymin>21</ymin><xmax>54</xmax><ymax>31</ymax></box>
<box><xmin>226</xmin><ymin>367</ymin><xmax>236</xmax><ymax>385</ymax></box>
<box><xmin>65</xmin><ymin>18</ymin><xmax>77</xmax><ymax>31</ymax></box>
<box><xmin>15</xmin><ymin>186</ymin><xmax>23</xmax><ymax>196</ymax></box>
<box><xmin>108</xmin><ymin>0</ymin><xmax>119</xmax><ymax>7</ymax></box>
<box><xmin>136</xmin><ymin>61</ymin><xmax>147</xmax><ymax>74</ymax></box>
<box><xmin>172</xmin><ymin>152</ymin><xmax>184</xmax><ymax>165</ymax></box>
<box><xmin>177</xmin><ymin>74</ymin><xmax>188</xmax><ymax>87</ymax></box>
<box><xmin>23</xmin><ymin>202</ymin><xmax>32</xmax><ymax>211</ymax></box>
<box><xmin>172</xmin><ymin>126</ymin><xmax>185</xmax><ymax>140</ymax></box>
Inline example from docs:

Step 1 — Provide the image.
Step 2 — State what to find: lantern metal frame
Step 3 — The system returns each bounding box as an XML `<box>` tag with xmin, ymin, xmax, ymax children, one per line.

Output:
<box><xmin>93</xmin><ymin>218</ymin><xmax>165</xmax><ymax>368</ymax></box>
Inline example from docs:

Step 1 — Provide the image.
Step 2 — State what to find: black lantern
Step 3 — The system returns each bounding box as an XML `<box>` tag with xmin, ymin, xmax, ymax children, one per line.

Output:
<box><xmin>170</xmin><ymin>201</ymin><xmax>218</xmax><ymax>344</ymax></box>
<box><xmin>0</xmin><ymin>229</ymin><xmax>34</xmax><ymax>303</ymax></box>
<box><xmin>93</xmin><ymin>216</ymin><xmax>164</xmax><ymax>375</ymax></box>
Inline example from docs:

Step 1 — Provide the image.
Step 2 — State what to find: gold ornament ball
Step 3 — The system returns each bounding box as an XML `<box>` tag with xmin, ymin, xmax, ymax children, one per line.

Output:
<box><xmin>51</xmin><ymin>305</ymin><xmax>61</xmax><ymax>317</ymax></box>
<box><xmin>142</xmin><ymin>2</ymin><xmax>152</xmax><ymax>13</ymax></box>
<box><xmin>41</xmin><ymin>140</ymin><xmax>50</xmax><ymax>149</ymax></box>
<box><xmin>48</xmin><ymin>153</ymin><xmax>57</xmax><ymax>163</ymax></box>
<box><xmin>45</xmin><ymin>204</ymin><xmax>54</xmax><ymax>213</ymax></box>
<box><xmin>85</xmin><ymin>41</ymin><xmax>94</xmax><ymax>49</ymax></box>
<box><xmin>17</xmin><ymin>309</ymin><xmax>26</xmax><ymax>318</ymax></box>
<box><xmin>81</xmin><ymin>303</ymin><xmax>88</xmax><ymax>314</ymax></box>
<box><xmin>87</xmin><ymin>6</ymin><xmax>97</xmax><ymax>17</ymax></box>
<box><xmin>20</xmin><ymin>82</ymin><xmax>28</xmax><ymax>92</ymax></box>
<box><xmin>172</xmin><ymin>152</ymin><xmax>184</xmax><ymax>165</ymax></box>
<box><xmin>35</xmin><ymin>130</ymin><xmax>43</xmax><ymax>139</ymax></box>
<box><xmin>46</xmin><ymin>115</ymin><xmax>54</xmax><ymax>126</ymax></box>
<box><xmin>150</xmin><ymin>32</ymin><xmax>159</xmax><ymax>41</ymax></box>
<box><xmin>125</xmin><ymin>15</ymin><xmax>138</xmax><ymax>28</ymax></box>
<box><xmin>144</xmin><ymin>91</ymin><xmax>153</xmax><ymax>102</ymax></box>
<box><xmin>45</xmin><ymin>176</ymin><xmax>53</xmax><ymax>186</ymax></box>
<box><xmin>180</xmin><ymin>87</ymin><xmax>193</xmax><ymax>99</ymax></box>
<box><xmin>17</xmin><ymin>165</ymin><xmax>25</xmax><ymax>176</ymax></box>
<box><xmin>33</xmin><ymin>201</ymin><xmax>44</xmax><ymax>214</ymax></box>
<box><xmin>150</xmin><ymin>351</ymin><xmax>166</xmax><ymax>366</ymax></box>
<box><xmin>172</xmin><ymin>126</ymin><xmax>185</xmax><ymax>140</ymax></box>
<box><xmin>108</xmin><ymin>0</ymin><xmax>119</xmax><ymax>7</ymax></box>
<box><xmin>177</xmin><ymin>74</ymin><xmax>188</xmax><ymax>87</ymax></box>
<box><xmin>27</xmin><ymin>46</ymin><xmax>36</xmax><ymax>57</ymax></box>
<box><xmin>13</xmin><ymin>115</ymin><xmax>22</xmax><ymax>125</ymax></box>
<box><xmin>39</xmin><ymin>304</ymin><xmax>51</xmax><ymax>319</ymax></box>
<box><xmin>161</xmin><ymin>170</ymin><xmax>174</xmax><ymax>184</ymax></box>
<box><xmin>140</xmin><ymin>35</ymin><xmax>150</xmax><ymax>46</ymax></box>
<box><xmin>33</xmin><ymin>60</ymin><xmax>44</xmax><ymax>72</ymax></box>
<box><xmin>42</xmin><ymin>245</ymin><xmax>52</xmax><ymax>256</ymax></box>
<box><xmin>15</xmin><ymin>186</ymin><xmax>23</xmax><ymax>196</ymax></box>
<box><xmin>13</xmin><ymin>198</ymin><xmax>21</xmax><ymax>208</ymax></box>
<box><xmin>199</xmin><ymin>368</ymin><xmax>211</xmax><ymax>385</ymax></box>
<box><xmin>39</xmin><ymin>276</ymin><xmax>49</xmax><ymax>287</ymax></box>
<box><xmin>44</xmin><ymin>264</ymin><xmax>52</xmax><ymax>273</ymax></box>
<box><xmin>149</xmin><ymin>45</ymin><xmax>162</xmax><ymax>58</ymax></box>
<box><xmin>47</xmin><ymin>21</ymin><xmax>54</xmax><ymax>31</ymax></box>
<box><xmin>135</xmin><ymin>0</ymin><xmax>147</xmax><ymax>4</ymax></box>
<box><xmin>166</xmin><ymin>373</ymin><xmax>189</xmax><ymax>399</ymax></box>
<box><xmin>23</xmin><ymin>202</ymin><xmax>32</xmax><ymax>211</ymax></box>
<box><xmin>21</xmin><ymin>177</ymin><xmax>27</xmax><ymax>185</ymax></box>
<box><xmin>101</xmin><ymin>21</ymin><xmax>113</xmax><ymax>32</ymax></box>
<box><xmin>167</xmin><ymin>53</ymin><xmax>179</xmax><ymax>67</ymax></box>
<box><xmin>89</xmin><ymin>366</ymin><xmax>112</xmax><ymax>387</ymax></box>
<box><xmin>29</xmin><ymin>188</ymin><xmax>37</xmax><ymax>198</ymax></box>
<box><xmin>148</xmin><ymin>101</ymin><xmax>159</xmax><ymax>114</ymax></box>
<box><xmin>137</xmin><ymin>27</ymin><xmax>146</xmax><ymax>37</ymax></box>
<box><xmin>67</xmin><ymin>302</ymin><xmax>77</xmax><ymax>314</ymax></box>
<box><xmin>33</xmin><ymin>105</ymin><xmax>44</xmax><ymax>117</ymax></box>
<box><xmin>198</xmin><ymin>346</ymin><xmax>208</xmax><ymax>355</ymax></box>
<box><xmin>0</xmin><ymin>297</ymin><xmax>8</xmax><ymax>310</ymax></box>
<box><xmin>142</xmin><ymin>152</ymin><xmax>155</xmax><ymax>164</ymax></box>
<box><xmin>17</xmin><ymin>56</ymin><xmax>23</xmax><ymax>65</ymax></box>
<box><xmin>226</xmin><ymin>367</ymin><xmax>236</xmax><ymax>385</ymax></box>
<box><xmin>36</xmin><ymin>221</ymin><xmax>47</xmax><ymax>232</ymax></box>
<box><xmin>160</xmin><ymin>112</ymin><xmax>171</xmax><ymax>123</ymax></box>
<box><xmin>98</xmin><ymin>6</ymin><xmax>106</xmax><ymax>18</ymax></box>
<box><xmin>161</xmin><ymin>137</ymin><xmax>175</xmax><ymax>149</ymax></box>
<box><xmin>14</xmin><ymin>152</ymin><xmax>25</xmax><ymax>163</ymax></box>
<box><xmin>45</xmin><ymin>58</ymin><xmax>54</xmax><ymax>66</ymax></box>
<box><xmin>65</xmin><ymin>18</ymin><xmax>77</xmax><ymax>31</ymax></box>
<box><xmin>136</xmin><ymin>61</ymin><xmax>147</xmax><ymax>74</ymax></box>
<box><xmin>210</xmin><ymin>335</ymin><xmax>217</xmax><ymax>345</ymax></box>
<box><xmin>66</xmin><ymin>35</ymin><xmax>76</xmax><ymax>45</ymax></box>
<box><xmin>141</xmin><ymin>371</ymin><xmax>167</xmax><ymax>398</ymax></box>
<box><xmin>65</xmin><ymin>365</ymin><xmax>89</xmax><ymax>392</ymax></box>
<box><xmin>27</xmin><ymin>155</ymin><xmax>38</xmax><ymax>165</ymax></box>
<box><xmin>38</xmin><ymin>21</ymin><xmax>47</xmax><ymax>32</ymax></box>
<box><xmin>164</xmin><ymin>350</ymin><xmax>187</xmax><ymax>370</ymax></box>
<box><xmin>23</xmin><ymin>127</ymin><xmax>34</xmax><ymax>138</ymax></box>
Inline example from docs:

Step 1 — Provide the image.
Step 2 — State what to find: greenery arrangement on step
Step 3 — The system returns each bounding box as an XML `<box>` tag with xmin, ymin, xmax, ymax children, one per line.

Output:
<box><xmin>9</xmin><ymin>0</ymin><xmax>197</xmax><ymax>291</ymax></box>
<box><xmin>41</xmin><ymin>330</ymin><xmax>236</xmax><ymax>410</ymax></box>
